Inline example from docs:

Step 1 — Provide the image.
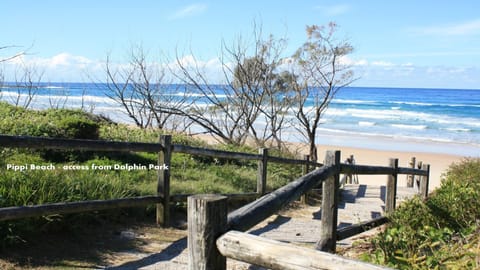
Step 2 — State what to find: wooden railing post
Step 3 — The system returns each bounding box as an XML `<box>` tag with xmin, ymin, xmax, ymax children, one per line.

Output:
<box><xmin>415</xmin><ymin>161</ymin><xmax>423</xmax><ymax>190</ymax></box>
<box><xmin>420</xmin><ymin>164</ymin><xmax>430</xmax><ymax>199</ymax></box>
<box><xmin>188</xmin><ymin>194</ymin><xmax>227</xmax><ymax>270</ymax></box>
<box><xmin>300</xmin><ymin>154</ymin><xmax>310</xmax><ymax>204</ymax></box>
<box><xmin>386</xmin><ymin>158</ymin><xmax>398</xmax><ymax>214</ymax></box>
<box><xmin>257</xmin><ymin>148</ymin><xmax>268</xmax><ymax>195</ymax></box>
<box><xmin>316</xmin><ymin>150</ymin><xmax>341</xmax><ymax>253</ymax></box>
<box><xmin>346</xmin><ymin>155</ymin><xmax>354</xmax><ymax>184</ymax></box>
<box><xmin>157</xmin><ymin>135</ymin><xmax>172</xmax><ymax>227</ymax></box>
<box><xmin>407</xmin><ymin>157</ymin><xmax>416</xmax><ymax>187</ymax></box>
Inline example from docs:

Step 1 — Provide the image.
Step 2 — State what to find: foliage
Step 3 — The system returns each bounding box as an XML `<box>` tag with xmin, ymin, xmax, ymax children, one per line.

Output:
<box><xmin>364</xmin><ymin>158</ymin><xmax>480</xmax><ymax>269</ymax></box>
<box><xmin>0</xmin><ymin>102</ymin><xmax>102</xmax><ymax>139</ymax></box>
<box><xmin>0</xmin><ymin>103</ymin><xmax>305</xmax><ymax>248</ymax></box>
<box><xmin>290</xmin><ymin>23</ymin><xmax>355</xmax><ymax>161</ymax></box>
<box><xmin>0</xmin><ymin>102</ymin><xmax>103</xmax><ymax>161</ymax></box>
<box><xmin>427</xmin><ymin>158</ymin><xmax>480</xmax><ymax>230</ymax></box>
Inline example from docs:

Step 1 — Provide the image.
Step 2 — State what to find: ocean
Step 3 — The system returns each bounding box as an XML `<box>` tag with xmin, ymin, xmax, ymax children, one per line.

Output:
<box><xmin>1</xmin><ymin>83</ymin><xmax>479</xmax><ymax>156</ymax></box>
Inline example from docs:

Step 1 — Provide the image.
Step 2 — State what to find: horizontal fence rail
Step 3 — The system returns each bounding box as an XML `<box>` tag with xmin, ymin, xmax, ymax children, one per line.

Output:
<box><xmin>216</xmin><ymin>230</ymin><xmax>393</xmax><ymax>270</ymax></box>
<box><xmin>0</xmin><ymin>134</ymin><xmax>163</xmax><ymax>152</ymax></box>
<box><xmin>0</xmin><ymin>196</ymin><xmax>162</xmax><ymax>222</ymax></box>
<box><xmin>0</xmin><ymin>134</ymin><xmax>429</xmax><ymax>228</ymax></box>
<box><xmin>341</xmin><ymin>164</ymin><xmax>428</xmax><ymax>176</ymax></box>
<box><xmin>227</xmin><ymin>166</ymin><xmax>336</xmax><ymax>231</ymax></box>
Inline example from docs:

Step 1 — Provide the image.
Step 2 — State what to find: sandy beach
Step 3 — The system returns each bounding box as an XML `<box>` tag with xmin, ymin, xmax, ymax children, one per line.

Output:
<box><xmin>314</xmin><ymin>143</ymin><xmax>463</xmax><ymax>189</ymax></box>
<box><xmin>195</xmin><ymin>133</ymin><xmax>470</xmax><ymax>191</ymax></box>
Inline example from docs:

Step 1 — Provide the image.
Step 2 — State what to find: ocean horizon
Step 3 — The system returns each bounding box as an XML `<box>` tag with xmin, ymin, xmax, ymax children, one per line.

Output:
<box><xmin>1</xmin><ymin>82</ymin><xmax>479</xmax><ymax>157</ymax></box>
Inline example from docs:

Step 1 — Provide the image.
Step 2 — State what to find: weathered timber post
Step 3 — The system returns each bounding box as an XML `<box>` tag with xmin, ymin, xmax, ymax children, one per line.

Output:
<box><xmin>157</xmin><ymin>135</ymin><xmax>172</xmax><ymax>226</ymax></box>
<box><xmin>385</xmin><ymin>158</ymin><xmax>398</xmax><ymax>214</ymax></box>
<box><xmin>257</xmin><ymin>148</ymin><xmax>268</xmax><ymax>195</ymax></box>
<box><xmin>300</xmin><ymin>154</ymin><xmax>310</xmax><ymax>204</ymax></box>
<box><xmin>420</xmin><ymin>164</ymin><xmax>430</xmax><ymax>199</ymax></box>
<box><xmin>407</xmin><ymin>157</ymin><xmax>416</xmax><ymax>187</ymax></box>
<box><xmin>316</xmin><ymin>150</ymin><xmax>341</xmax><ymax>253</ymax></box>
<box><xmin>346</xmin><ymin>155</ymin><xmax>355</xmax><ymax>184</ymax></box>
<box><xmin>415</xmin><ymin>161</ymin><xmax>423</xmax><ymax>190</ymax></box>
<box><xmin>188</xmin><ymin>195</ymin><xmax>227</xmax><ymax>270</ymax></box>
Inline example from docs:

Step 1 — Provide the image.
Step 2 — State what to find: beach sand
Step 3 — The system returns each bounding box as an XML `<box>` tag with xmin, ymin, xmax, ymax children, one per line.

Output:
<box><xmin>193</xmin><ymin>133</ymin><xmax>467</xmax><ymax>191</ymax></box>
<box><xmin>315</xmin><ymin>144</ymin><xmax>462</xmax><ymax>189</ymax></box>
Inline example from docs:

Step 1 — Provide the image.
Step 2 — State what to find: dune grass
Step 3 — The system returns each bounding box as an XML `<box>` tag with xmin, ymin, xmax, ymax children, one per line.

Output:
<box><xmin>0</xmin><ymin>102</ymin><xmax>303</xmax><ymax>247</ymax></box>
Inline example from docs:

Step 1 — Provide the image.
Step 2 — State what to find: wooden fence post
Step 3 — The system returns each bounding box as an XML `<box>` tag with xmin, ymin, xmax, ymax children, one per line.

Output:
<box><xmin>415</xmin><ymin>161</ymin><xmax>423</xmax><ymax>190</ymax></box>
<box><xmin>300</xmin><ymin>154</ymin><xmax>310</xmax><ymax>204</ymax></box>
<box><xmin>257</xmin><ymin>148</ymin><xmax>268</xmax><ymax>195</ymax></box>
<box><xmin>157</xmin><ymin>135</ymin><xmax>172</xmax><ymax>227</ymax></box>
<box><xmin>188</xmin><ymin>194</ymin><xmax>227</xmax><ymax>270</ymax></box>
<box><xmin>386</xmin><ymin>158</ymin><xmax>398</xmax><ymax>214</ymax></box>
<box><xmin>420</xmin><ymin>164</ymin><xmax>430</xmax><ymax>199</ymax></box>
<box><xmin>346</xmin><ymin>155</ymin><xmax>353</xmax><ymax>184</ymax></box>
<box><xmin>407</xmin><ymin>157</ymin><xmax>416</xmax><ymax>187</ymax></box>
<box><xmin>316</xmin><ymin>150</ymin><xmax>341</xmax><ymax>253</ymax></box>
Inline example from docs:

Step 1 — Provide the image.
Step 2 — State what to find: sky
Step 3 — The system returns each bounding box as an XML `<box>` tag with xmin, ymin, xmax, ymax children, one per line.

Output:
<box><xmin>1</xmin><ymin>0</ymin><xmax>480</xmax><ymax>89</ymax></box>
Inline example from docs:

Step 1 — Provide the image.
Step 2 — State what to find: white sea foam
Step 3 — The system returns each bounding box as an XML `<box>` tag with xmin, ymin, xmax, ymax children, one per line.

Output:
<box><xmin>333</xmin><ymin>99</ymin><xmax>378</xmax><ymax>105</ymax></box>
<box><xmin>391</xmin><ymin>124</ymin><xmax>428</xmax><ymax>130</ymax></box>
<box><xmin>358</xmin><ymin>121</ymin><xmax>376</xmax><ymax>127</ymax></box>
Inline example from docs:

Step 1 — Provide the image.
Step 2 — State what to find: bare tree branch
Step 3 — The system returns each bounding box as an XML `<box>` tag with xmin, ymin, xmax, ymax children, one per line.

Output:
<box><xmin>291</xmin><ymin>23</ymin><xmax>355</xmax><ymax>161</ymax></box>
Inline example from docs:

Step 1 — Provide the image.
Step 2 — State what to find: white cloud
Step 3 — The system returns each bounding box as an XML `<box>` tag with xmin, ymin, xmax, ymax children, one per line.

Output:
<box><xmin>315</xmin><ymin>4</ymin><xmax>351</xmax><ymax>16</ymax></box>
<box><xmin>339</xmin><ymin>56</ymin><xmax>368</xmax><ymax>66</ymax></box>
<box><xmin>371</xmin><ymin>61</ymin><xmax>394</xmax><ymax>67</ymax></box>
<box><xmin>3</xmin><ymin>53</ymin><xmax>101</xmax><ymax>82</ymax></box>
<box><xmin>169</xmin><ymin>3</ymin><xmax>207</xmax><ymax>20</ymax></box>
<box><xmin>410</xmin><ymin>19</ymin><xmax>480</xmax><ymax>36</ymax></box>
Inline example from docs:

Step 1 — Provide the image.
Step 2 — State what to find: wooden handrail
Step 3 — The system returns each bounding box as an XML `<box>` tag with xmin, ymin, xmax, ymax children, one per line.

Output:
<box><xmin>0</xmin><ymin>134</ymin><xmax>163</xmax><ymax>152</ymax></box>
<box><xmin>217</xmin><ymin>230</ymin><xmax>394</xmax><ymax>270</ymax></box>
<box><xmin>0</xmin><ymin>196</ymin><xmax>162</xmax><ymax>222</ymax></box>
<box><xmin>227</xmin><ymin>165</ymin><xmax>336</xmax><ymax>231</ymax></box>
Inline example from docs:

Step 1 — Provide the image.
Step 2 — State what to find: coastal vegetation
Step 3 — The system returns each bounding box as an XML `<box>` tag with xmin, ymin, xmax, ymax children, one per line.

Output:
<box><xmin>0</xmin><ymin>101</ymin><xmax>302</xmax><ymax>248</ymax></box>
<box><xmin>1</xmin><ymin>101</ymin><xmax>479</xmax><ymax>268</ymax></box>
<box><xmin>362</xmin><ymin>158</ymin><xmax>480</xmax><ymax>269</ymax></box>
<box><xmin>2</xmin><ymin>24</ymin><xmax>479</xmax><ymax>268</ymax></box>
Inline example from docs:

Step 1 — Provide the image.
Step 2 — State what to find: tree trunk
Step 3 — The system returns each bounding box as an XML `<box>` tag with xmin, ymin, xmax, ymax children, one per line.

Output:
<box><xmin>309</xmin><ymin>132</ymin><xmax>318</xmax><ymax>162</ymax></box>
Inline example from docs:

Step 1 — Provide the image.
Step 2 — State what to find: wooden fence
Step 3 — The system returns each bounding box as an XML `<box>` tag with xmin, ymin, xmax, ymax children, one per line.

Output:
<box><xmin>188</xmin><ymin>150</ymin><xmax>430</xmax><ymax>269</ymax></box>
<box><xmin>0</xmin><ymin>134</ymin><xmax>430</xmax><ymax>269</ymax></box>
<box><xmin>0</xmin><ymin>134</ymin><xmax>320</xmax><ymax>223</ymax></box>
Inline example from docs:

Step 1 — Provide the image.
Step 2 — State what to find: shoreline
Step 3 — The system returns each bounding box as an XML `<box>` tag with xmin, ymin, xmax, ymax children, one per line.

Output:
<box><xmin>194</xmin><ymin>132</ymin><xmax>468</xmax><ymax>190</ymax></box>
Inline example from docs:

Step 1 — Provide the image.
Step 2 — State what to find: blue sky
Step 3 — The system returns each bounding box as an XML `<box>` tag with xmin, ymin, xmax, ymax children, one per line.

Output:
<box><xmin>1</xmin><ymin>0</ymin><xmax>480</xmax><ymax>89</ymax></box>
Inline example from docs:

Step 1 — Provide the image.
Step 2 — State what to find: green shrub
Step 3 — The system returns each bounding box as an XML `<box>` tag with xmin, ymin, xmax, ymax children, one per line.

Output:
<box><xmin>427</xmin><ymin>158</ymin><xmax>480</xmax><ymax>230</ymax></box>
<box><xmin>0</xmin><ymin>103</ymin><xmax>105</xmax><ymax>161</ymax></box>
<box><xmin>365</xmin><ymin>158</ymin><xmax>480</xmax><ymax>269</ymax></box>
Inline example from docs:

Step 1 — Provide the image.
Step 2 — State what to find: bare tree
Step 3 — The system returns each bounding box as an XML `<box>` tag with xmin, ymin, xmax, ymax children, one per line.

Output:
<box><xmin>104</xmin><ymin>45</ymin><xmax>190</xmax><ymax>130</ymax></box>
<box><xmin>170</xmin><ymin>52</ymin><xmax>251</xmax><ymax>145</ymax></box>
<box><xmin>11</xmin><ymin>60</ymin><xmax>44</xmax><ymax>109</ymax></box>
<box><xmin>1</xmin><ymin>45</ymin><xmax>27</xmax><ymax>101</ymax></box>
<box><xmin>0</xmin><ymin>45</ymin><xmax>25</xmax><ymax>63</ymax></box>
<box><xmin>291</xmin><ymin>23</ymin><xmax>355</xmax><ymax>161</ymax></box>
<box><xmin>168</xmin><ymin>27</ymin><xmax>293</xmax><ymax>147</ymax></box>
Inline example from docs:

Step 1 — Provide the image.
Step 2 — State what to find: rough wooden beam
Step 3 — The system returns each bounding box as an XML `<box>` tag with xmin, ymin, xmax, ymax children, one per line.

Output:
<box><xmin>188</xmin><ymin>195</ymin><xmax>227</xmax><ymax>270</ymax></box>
<box><xmin>0</xmin><ymin>134</ymin><xmax>162</xmax><ymax>152</ymax></box>
<box><xmin>0</xmin><ymin>196</ymin><xmax>162</xmax><ymax>222</ymax></box>
<box><xmin>227</xmin><ymin>165</ymin><xmax>336</xmax><ymax>232</ymax></box>
<box><xmin>217</xmin><ymin>230</ymin><xmax>394</xmax><ymax>270</ymax></box>
<box><xmin>316</xmin><ymin>150</ymin><xmax>341</xmax><ymax>252</ymax></box>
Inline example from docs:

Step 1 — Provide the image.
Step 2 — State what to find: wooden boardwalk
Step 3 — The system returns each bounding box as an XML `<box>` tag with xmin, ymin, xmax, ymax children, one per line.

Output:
<box><xmin>106</xmin><ymin>184</ymin><xmax>418</xmax><ymax>269</ymax></box>
<box><xmin>249</xmin><ymin>184</ymin><xmax>417</xmax><ymax>246</ymax></box>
